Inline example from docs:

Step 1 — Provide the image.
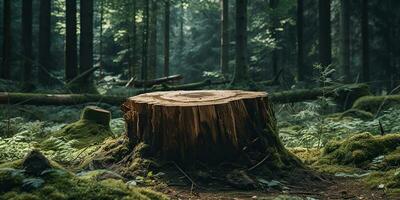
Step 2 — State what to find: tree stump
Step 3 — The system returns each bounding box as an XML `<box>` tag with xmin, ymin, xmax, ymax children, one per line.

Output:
<box><xmin>122</xmin><ymin>90</ymin><xmax>289</xmax><ymax>164</ymax></box>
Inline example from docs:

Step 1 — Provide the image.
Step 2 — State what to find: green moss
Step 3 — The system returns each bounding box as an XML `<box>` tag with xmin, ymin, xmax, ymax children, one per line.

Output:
<box><xmin>319</xmin><ymin>133</ymin><xmax>400</xmax><ymax>167</ymax></box>
<box><xmin>289</xmin><ymin>148</ymin><xmax>321</xmax><ymax>165</ymax></box>
<box><xmin>80</xmin><ymin>137</ymin><xmax>131</xmax><ymax>169</ymax></box>
<box><xmin>0</xmin><ymin>153</ymin><xmax>168</xmax><ymax>200</ymax></box>
<box><xmin>42</xmin><ymin>119</ymin><xmax>113</xmax><ymax>149</ymax></box>
<box><xmin>352</xmin><ymin>95</ymin><xmax>400</xmax><ymax>113</ymax></box>
<box><xmin>381</xmin><ymin>149</ymin><xmax>400</xmax><ymax>169</ymax></box>
<box><xmin>364</xmin><ymin>169</ymin><xmax>400</xmax><ymax>197</ymax></box>
<box><xmin>339</xmin><ymin>109</ymin><xmax>374</xmax><ymax>120</ymax></box>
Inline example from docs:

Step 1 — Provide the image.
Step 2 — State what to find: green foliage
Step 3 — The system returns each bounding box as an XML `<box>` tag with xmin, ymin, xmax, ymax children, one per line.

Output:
<box><xmin>279</xmin><ymin>101</ymin><xmax>400</xmax><ymax>149</ymax></box>
<box><xmin>0</xmin><ymin>158</ymin><xmax>168</xmax><ymax>200</ymax></box>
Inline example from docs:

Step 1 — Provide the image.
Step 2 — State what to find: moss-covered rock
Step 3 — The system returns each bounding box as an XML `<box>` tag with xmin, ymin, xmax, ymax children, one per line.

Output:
<box><xmin>22</xmin><ymin>150</ymin><xmax>52</xmax><ymax>176</ymax></box>
<box><xmin>0</xmin><ymin>151</ymin><xmax>168</xmax><ymax>200</ymax></box>
<box><xmin>352</xmin><ymin>95</ymin><xmax>400</xmax><ymax>114</ymax></box>
<box><xmin>319</xmin><ymin>133</ymin><xmax>400</xmax><ymax>167</ymax></box>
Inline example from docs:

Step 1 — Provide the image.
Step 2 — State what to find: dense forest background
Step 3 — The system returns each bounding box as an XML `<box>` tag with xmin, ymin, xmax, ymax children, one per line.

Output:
<box><xmin>1</xmin><ymin>0</ymin><xmax>400</xmax><ymax>92</ymax></box>
<box><xmin>1</xmin><ymin>1</ymin><xmax>400</xmax><ymax>199</ymax></box>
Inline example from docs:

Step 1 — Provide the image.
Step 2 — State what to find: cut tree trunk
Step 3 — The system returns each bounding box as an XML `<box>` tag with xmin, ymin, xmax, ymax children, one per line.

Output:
<box><xmin>121</xmin><ymin>90</ymin><xmax>290</xmax><ymax>164</ymax></box>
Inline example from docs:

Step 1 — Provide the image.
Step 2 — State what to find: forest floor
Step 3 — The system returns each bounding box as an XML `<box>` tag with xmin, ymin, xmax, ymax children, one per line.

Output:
<box><xmin>166</xmin><ymin>177</ymin><xmax>386</xmax><ymax>199</ymax></box>
<box><xmin>0</xmin><ymin>79</ymin><xmax>399</xmax><ymax>199</ymax></box>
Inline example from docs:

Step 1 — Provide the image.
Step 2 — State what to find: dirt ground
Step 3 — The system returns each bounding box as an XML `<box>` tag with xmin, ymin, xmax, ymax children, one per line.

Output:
<box><xmin>162</xmin><ymin>177</ymin><xmax>390</xmax><ymax>200</ymax></box>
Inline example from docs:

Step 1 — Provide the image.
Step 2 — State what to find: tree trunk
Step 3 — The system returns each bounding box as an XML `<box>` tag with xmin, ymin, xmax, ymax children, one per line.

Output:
<box><xmin>163</xmin><ymin>0</ymin><xmax>170</xmax><ymax>77</ymax></box>
<box><xmin>340</xmin><ymin>0</ymin><xmax>350</xmax><ymax>83</ymax></box>
<box><xmin>232</xmin><ymin>0</ymin><xmax>249</xmax><ymax>84</ymax></box>
<box><xmin>38</xmin><ymin>0</ymin><xmax>52</xmax><ymax>85</ymax></box>
<box><xmin>79</xmin><ymin>0</ymin><xmax>94</xmax><ymax>84</ymax></box>
<box><xmin>141</xmin><ymin>0</ymin><xmax>149</xmax><ymax>81</ymax></box>
<box><xmin>220</xmin><ymin>0</ymin><xmax>229</xmax><ymax>75</ymax></box>
<box><xmin>318</xmin><ymin>0</ymin><xmax>331</xmax><ymax>67</ymax></box>
<box><xmin>65</xmin><ymin>0</ymin><xmax>78</xmax><ymax>82</ymax></box>
<box><xmin>177</xmin><ymin>0</ymin><xmax>185</xmax><ymax>67</ymax></box>
<box><xmin>22</xmin><ymin>0</ymin><xmax>33</xmax><ymax>85</ymax></box>
<box><xmin>297</xmin><ymin>0</ymin><xmax>305</xmax><ymax>81</ymax></box>
<box><xmin>361</xmin><ymin>0</ymin><xmax>369</xmax><ymax>82</ymax></box>
<box><xmin>99</xmin><ymin>0</ymin><xmax>104</xmax><ymax>77</ymax></box>
<box><xmin>147</xmin><ymin>0</ymin><xmax>157</xmax><ymax>80</ymax></box>
<box><xmin>131</xmin><ymin>0</ymin><xmax>138</xmax><ymax>78</ymax></box>
<box><xmin>1</xmin><ymin>0</ymin><xmax>11</xmax><ymax>79</ymax></box>
<box><xmin>270</xmin><ymin>0</ymin><xmax>279</xmax><ymax>77</ymax></box>
<box><xmin>122</xmin><ymin>90</ymin><xmax>283</xmax><ymax>163</ymax></box>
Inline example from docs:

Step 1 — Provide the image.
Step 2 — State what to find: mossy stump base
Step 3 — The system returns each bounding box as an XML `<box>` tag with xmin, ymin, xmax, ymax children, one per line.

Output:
<box><xmin>44</xmin><ymin>106</ymin><xmax>113</xmax><ymax>149</ymax></box>
<box><xmin>122</xmin><ymin>90</ymin><xmax>299</xmax><ymax>167</ymax></box>
<box><xmin>22</xmin><ymin>150</ymin><xmax>52</xmax><ymax>176</ymax></box>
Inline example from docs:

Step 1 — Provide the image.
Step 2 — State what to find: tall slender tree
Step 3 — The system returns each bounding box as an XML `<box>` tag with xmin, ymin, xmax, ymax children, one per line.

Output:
<box><xmin>297</xmin><ymin>0</ymin><xmax>305</xmax><ymax>81</ymax></box>
<box><xmin>220</xmin><ymin>0</ymin><xmax>229</xmax><ymax>75</ymax></box>
<box><xmin>38</xmin><ymin>0</ymin><xmax>52</xmax><ymax>85</ymax></box>
<box><xmin>1</xmin><ymin>0</ymin><xmax>11</xmax><ymax>79</ymax></box>
<box><xmin>142</xmin><ymin>0</ymin><xmax>149</xmax><ymax>81</ymax></box>
<box><xmin>80</xmin><ymin>0</ymin><xmax>94</xmax><ymax>84</ymax></box>
<box><xmin>340</xmin><ymin>0</ymin><xmax>350</xmax><ymax>82</ymax></box>
<box><xmin>148</xmin><ymin>0</ymin><xmax>157</xmax><ymax>79</ymax></box>
<box><xmin>318</xmin><ymin>0</ymin><xmax>331</xmax><ymax>67</ymax></box>
<box><xmin>177</xmin><ymin>0</ymin><xmax>185</xmax><ymax>67</ymax></box>
<box><xmin>270</xmin><ymin>0</ymin><xmax>279</xmax><ymax>77</ymax></box>
<box><xmin>22</xmin><ymin>0</ymin><xmax>33</xmax><ymax>85</ymax></box>
<box><xmin>99</xmin><ymin>0</ymin><xmax>104</xmax><ymax>77</ymax></box>
<box><xmin>231</xmin><ymin>0</ymin><xmax>249</xmax><ymax>84</ymax></box>
<box><xmin>164</xmin><ymin>0</ymin><xmax>170</xmax><ymax>77</ymax></box>
<box><xmin>131</xmin><ymin>0</ymin><xmax>138</xmax><ymax>78</ymax></box>
<box><xmin>65</xmin><ymin>0</ymin><xmax>78</xmax><ymax>82</ymax></box>
<box><xmin>361</xmin><ymin>0</ymin><xmax>369</xmax><ymax>82</ymax></box>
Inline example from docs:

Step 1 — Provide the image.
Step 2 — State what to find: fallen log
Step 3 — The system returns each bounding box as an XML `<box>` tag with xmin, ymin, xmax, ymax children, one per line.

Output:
<box><xmin>0</xmin><ymin>84</ymin><xmax>369</xmax><ymax>107</ymax></box>
<box><xmin>0</xmin><ymin>92</ymin><xmax>126</xmax><ymax>106</ymax></box>
<box><xmin>124</xmin><ymin>74</ymin><xmax>183</xmax><ymax>88</ymax></box>
<box><xmin>269</xmin><ymin>83</ymin><xmax>370</xmax><ymax>109</ymax></box>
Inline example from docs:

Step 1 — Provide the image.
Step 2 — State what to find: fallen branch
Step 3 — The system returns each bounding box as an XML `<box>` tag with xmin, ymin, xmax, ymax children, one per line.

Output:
<box><xmin>257</xmin><ymin>68</ymin><xmax>283</xmax><ymax>86</ymax></box>
<box><xmin>124</xmin><ymin>74</ymin><xmax>183</xmax><ymax>88</ymax></box>
<box><xmin>150</xmin><ymin>79</ymin><xmax>229</xmax><ymax>92</ymax></box>
<box><xmin>66</xmin><ymin>67</ymin><xmax>100</xmax><ymax>86</ymax></box>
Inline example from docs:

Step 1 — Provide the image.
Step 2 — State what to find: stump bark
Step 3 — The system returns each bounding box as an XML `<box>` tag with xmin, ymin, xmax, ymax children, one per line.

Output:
<box><xmin>122</xmin><ymin>90</ymin><xmax>289</xmax><ymax>164</ymax></box>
